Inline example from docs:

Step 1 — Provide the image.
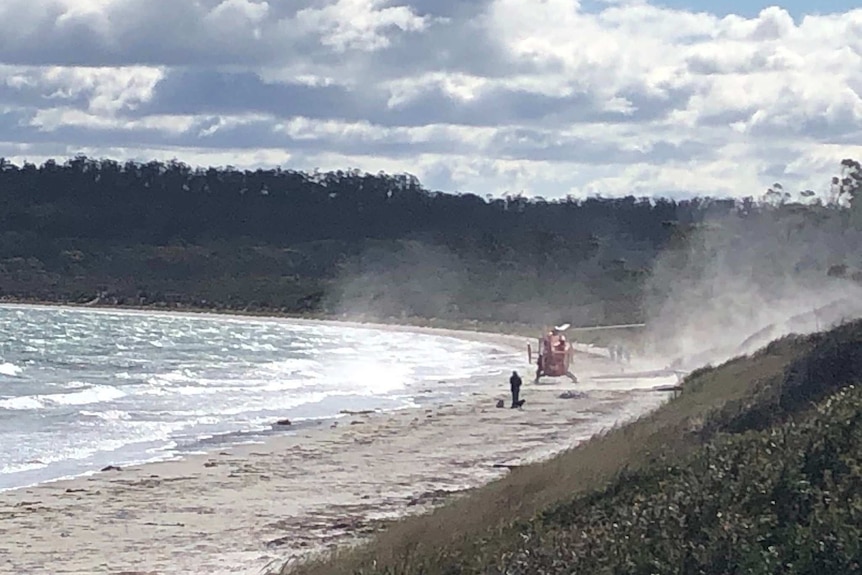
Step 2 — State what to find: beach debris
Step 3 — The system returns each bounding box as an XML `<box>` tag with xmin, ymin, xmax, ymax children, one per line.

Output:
<box><xmin>204</xmin><ymin>461</ymin><xmax>218</xmax><ymax>468</ymax></box>
<box><xmin>65</xmin><ymin>488</ymin><xmax>86</xmax><ymax>493</ymax></box>
<box><xmin>559</xmin><ymin>390</ymin><xmax>587</xmax><ymax>400</ymax></box>
<box><xmin>264</xmin><ymin>535</ymin><xmax>294</xmax><ymax>549</ymax></box>
<box><xmin>143</xmin><ymin>521</ymin><xmax>185</xmax><ymax>527</ymax></box>
<box><xmin>260</xmin><ymin>556</ymin><xmax>301</xmax><ymax>575</ymax></box>
<box><xmin>339</xmin><ymin>409</ymin><xmax>375</xmax><ymax>415</ymax></box>
<box><xmin>265</xmin><ymin>516</ymin><xmax>373</xmax><ymax>551</ymax></box>
<box><xmin>653</xmin><ymin>384</ymin><xmax>683</xmax><ymax>393</ymax></box>
<box><xmin>406</xmin><ymin>488</ymin><xmax>461</xmax><ymax>507</ymax></box>
<box><xmin>492</xmin><ymin>463</ymin><xmax>522</xmax><ymax>470</ymax></box>
<box><xmin>331</xmin><ymin>518</ymin><xmax>364</xmax><ymax>530</ymax></box>
<box><xmin>274</xmin><ymin>418</ymin><xmax>292</xmax><ymax>426</ymax></box>
<box><xmin>100</xmin><ymin>465</ymin><xmax>122</xmax><ymax>472</ymax></box>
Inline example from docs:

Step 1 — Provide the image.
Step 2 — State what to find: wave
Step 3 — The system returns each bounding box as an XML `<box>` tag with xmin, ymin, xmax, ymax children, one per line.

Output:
<box><xmin>0</xmin><ymin>384</ymin><xmax>126</xmax><ymax>411</ymax></box>
<box><xmin>152</xmin><ymin>391</ymin><xmax>333</xmax><ymax>418</ymax></box>
<box><xmin>0</xmin><ymin>395</ymin><xmax>43</xmax><ymax>410</ymax></box>
<box><xmin>0</xmin><ymin>305</ymin><xmax>525</xmax><ymax>492</ymax></box>
<box><xmin>0</xmin><ymin>362</ymin><xmax>23</xmax><ymax>377</ymax></box>
<box><xmin>1</xmin><ymin>460</ymin><xmax>49</xmax><ymax>475</ymax></box>
<box><xmin>0</xmin><ymin>434</ymin><xmax>154</xmax><ymax>476</ymax></box>
<box><xmin>79</xmin><ymin>409</ymin><xmax>132</xmax><ymax>422</ymax></box>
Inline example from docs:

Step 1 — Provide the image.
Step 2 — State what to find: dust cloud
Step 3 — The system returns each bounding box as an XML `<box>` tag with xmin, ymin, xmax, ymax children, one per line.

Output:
<box><xmin>640</xmin><ymin>209</ymin><xmax>862</xmax><ymax>371</ymax></box>
<box><xmin>325</xmin><ymin>208</ymin><xmax>862</xmax><ymax>375</ymax></box>
<box><xmin>323</xmin><ymin>240</ymin><xmax>467</xmax><ymax>321</ymax></box>
<box><xmin>323</xmin><ymin>239</ymin><xmax>601</xmax><ymax>328</ymax></box>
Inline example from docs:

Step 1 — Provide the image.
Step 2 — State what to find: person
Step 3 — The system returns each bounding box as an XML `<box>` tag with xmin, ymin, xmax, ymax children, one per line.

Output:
<box><xmin>510</xmin><ymin>370</ymin><xmax>524</xmax><ymax>408</ymax></box>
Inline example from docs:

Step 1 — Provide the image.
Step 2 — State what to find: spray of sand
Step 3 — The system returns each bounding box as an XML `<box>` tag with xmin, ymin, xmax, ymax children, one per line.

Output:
<box><xmin>325</xmin><ymin>205</ymin><xmax>862</xmax><ymax>373</ymax></box>
<box><xmin>640</xmin><ymin>207</ymin><xmax>862</xmax><ymax>370</ymax></box>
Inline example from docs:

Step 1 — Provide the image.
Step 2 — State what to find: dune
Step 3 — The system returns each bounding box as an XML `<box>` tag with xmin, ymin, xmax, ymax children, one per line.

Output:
<box><xmin>0</xmin><ymin>325</ymin><xmax>676</xmax><ymax>575</ymax></box>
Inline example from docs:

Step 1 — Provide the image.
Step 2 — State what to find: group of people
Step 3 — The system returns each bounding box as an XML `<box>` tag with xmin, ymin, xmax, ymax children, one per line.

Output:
<box><xmin>609</xmin><ymin>343</ymin><xmax>632</xmax><ymax>363</ymax></box>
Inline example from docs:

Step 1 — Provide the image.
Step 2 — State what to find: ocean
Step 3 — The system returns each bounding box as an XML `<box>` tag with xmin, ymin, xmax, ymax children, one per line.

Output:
<box><xmin>0</xmin><ymin>304</ymin><xmax>521</xmax><ymax>492</ymax></box>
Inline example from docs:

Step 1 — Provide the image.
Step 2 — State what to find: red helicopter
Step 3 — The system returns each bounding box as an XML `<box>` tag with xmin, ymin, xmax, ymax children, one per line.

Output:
<box><xmin>528</xmin><ymin>324</ymin><xmax>578</xmax><ymax>383</ymax></box>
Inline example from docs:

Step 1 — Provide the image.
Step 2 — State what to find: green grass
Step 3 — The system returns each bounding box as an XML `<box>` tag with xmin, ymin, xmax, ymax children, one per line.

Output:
<box><xmin>283</xmin><ymin>320</ymin><xmax>862</xmax><ymax>575</ymax></box>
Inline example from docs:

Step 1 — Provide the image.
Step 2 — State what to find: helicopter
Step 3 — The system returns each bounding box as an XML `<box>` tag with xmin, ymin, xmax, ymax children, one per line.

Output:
<box><xmin>528</xmin><ymin>323</ymin><xmax>578</xmax><ymax>383</ymax></box>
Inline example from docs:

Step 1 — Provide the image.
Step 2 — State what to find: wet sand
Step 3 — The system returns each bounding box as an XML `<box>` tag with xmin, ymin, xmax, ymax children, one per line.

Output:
<box><xmin>0</xmin><ymin>323</ymin><xmax>676</xmax><ymax>575</ymax></box>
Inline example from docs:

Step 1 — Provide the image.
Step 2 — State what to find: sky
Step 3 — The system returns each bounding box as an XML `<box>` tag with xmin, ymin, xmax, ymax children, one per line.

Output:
<box><xmin>0</xmin><ymin>0</ymin><xmax>861</xmax><ymax>200</ymax></box>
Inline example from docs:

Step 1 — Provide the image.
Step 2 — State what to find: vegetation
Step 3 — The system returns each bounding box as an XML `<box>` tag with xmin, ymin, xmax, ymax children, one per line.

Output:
<box><xmin>286</xmin><ymin>320</ymin><xmax>862</xmax><ymax>575</ymax></box>
<box><xmin>1</xmin><ymin>156</ymin><xmax>860</xmax><ymax>329</ymax></box>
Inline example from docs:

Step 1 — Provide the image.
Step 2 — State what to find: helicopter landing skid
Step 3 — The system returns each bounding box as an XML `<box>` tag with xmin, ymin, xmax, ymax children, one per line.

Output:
<box><xmin>533</xmin><ymin>372</ymin><xmax>579</xmax><ymax>384</ymax></box>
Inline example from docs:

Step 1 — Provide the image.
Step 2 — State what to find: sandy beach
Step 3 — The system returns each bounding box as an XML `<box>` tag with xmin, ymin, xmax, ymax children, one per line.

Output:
<box><xmin>0</xmin><ymin>323</ymin><xmax>676</xmax><ymax>575</ymax></box>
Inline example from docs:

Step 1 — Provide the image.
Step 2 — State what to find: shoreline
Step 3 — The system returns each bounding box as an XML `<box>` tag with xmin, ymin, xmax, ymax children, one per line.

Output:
<box><xmin>0</xmin><ymin>296</ymin><xmax>543</xmax><ymax>338</ymax></box>
<box><xmin>0</xmin><ymin>302</ymin><xmax>669</xmax><ymax>575</ymax></box>
<box><xmin>0</xmin><ymin>298</ymin><xmax>616</xmax><ymax>365</ymax></box>
<box><xmin>0</xmin><ymin>301</ymin><xmax>536</xmax><ymax>495</ymax></box>
<box><xmin>0</xmin><ymin>410</ymin><xmax>355</xmax><ymax>496</ymax></box>
<box><xmin>0</xmin><ymin>299</ymin><xmax>544</xmax><ymax>350</ymax></box>
<box><xmin>0</xmin><ymin>382</ymin><xmax>674</xmax><ymax>575</ymax></box>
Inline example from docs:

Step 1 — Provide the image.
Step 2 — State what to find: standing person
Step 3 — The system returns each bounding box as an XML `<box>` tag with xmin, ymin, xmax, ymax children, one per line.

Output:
<box><xmin>510</xmin><ymin>370</ymin><xmax>523</xmax><ymax>408</ymax></box>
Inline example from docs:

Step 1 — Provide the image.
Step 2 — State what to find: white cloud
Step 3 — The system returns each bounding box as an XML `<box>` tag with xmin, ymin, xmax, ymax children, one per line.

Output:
<box><xmin>295</xmin><ymin>0</ymin><xmax>433</xmax><ymax>52</ymax></box>
<box><xmin>383</xmin><ymin>72</ymin><xmax>491</xmax><ymax>107</ymax></box>
<box><xmin>39</xmin><ymin>66</ymin><xmax>165</xmax><ymax>113</ymax></box>
<box><xmin>28</xmin><ymin>107</ymin><xmax>197</xmax><ymax>134</ymax></box>
<box><xmin>0</xmin><ymin>0</ymin><xmax>860</xmax><ymax>199</ymax></box>
<box><xmin>203</xmin><ymin>0</ymin><xmax>270</xmax><ymax>42</ymax></box>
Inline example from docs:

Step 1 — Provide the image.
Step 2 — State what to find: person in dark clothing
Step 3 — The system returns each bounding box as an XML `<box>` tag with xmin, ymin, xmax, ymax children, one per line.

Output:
<box><xmin>510</xmin><ymin>370</ymin><xmax>524</xmax><ymax>408</ymax></box>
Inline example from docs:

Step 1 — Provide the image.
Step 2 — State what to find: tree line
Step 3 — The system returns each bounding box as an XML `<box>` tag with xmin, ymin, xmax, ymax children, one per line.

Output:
<box><xmin>0</xmin><ymin>155</ymin><xmax>859</xmax><ymax>325</ymax></box>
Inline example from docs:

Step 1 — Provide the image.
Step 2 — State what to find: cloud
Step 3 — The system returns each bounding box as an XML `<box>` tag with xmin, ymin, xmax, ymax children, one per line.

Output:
<box><xmin>0</xmin><ymin>0</ymin><xmax>861</xmax><ymax>198</ymax></box>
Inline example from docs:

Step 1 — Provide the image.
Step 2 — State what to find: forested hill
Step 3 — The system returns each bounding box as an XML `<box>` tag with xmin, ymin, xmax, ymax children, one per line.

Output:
<box><xmin>1</xmin><ymin>156</ymin><xmax>860</xmax><ymax>330</ymax></box>
<box><xmin>0</xmin><ymin>155</ymin><xmax>714</xmax><ymax>244</ymax></box>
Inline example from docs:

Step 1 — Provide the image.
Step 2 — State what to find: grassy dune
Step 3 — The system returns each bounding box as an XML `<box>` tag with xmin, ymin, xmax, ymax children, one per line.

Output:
<box><xmin>284</xmin><ymin>320</ymin><xmax>862</xmax><ymax>575</ymax></box>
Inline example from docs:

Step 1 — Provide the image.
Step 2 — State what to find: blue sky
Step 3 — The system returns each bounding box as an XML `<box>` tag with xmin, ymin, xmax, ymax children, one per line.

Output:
<box><xmin>649</xmin><ymin>0</ymin><xmax>858</xmax><ymax>18</ymax></box>
<box><xmin>0</xmin><ymin>0</ymin><xmax>860</xmax><ymax>200</ymax></box>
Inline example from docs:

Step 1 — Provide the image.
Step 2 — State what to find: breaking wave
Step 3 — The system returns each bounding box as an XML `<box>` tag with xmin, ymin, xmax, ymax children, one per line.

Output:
<box><xmin>0</xmin><ymin>305</ymin><xmax>521</xmax><ymax>491</ymax></box>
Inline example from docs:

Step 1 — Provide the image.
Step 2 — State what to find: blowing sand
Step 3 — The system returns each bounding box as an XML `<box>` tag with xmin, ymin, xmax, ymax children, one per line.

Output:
<box><xmin>0</xmin><ymin>324</ymin><xmax>677</xmax><ymax>575</ymax></box>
